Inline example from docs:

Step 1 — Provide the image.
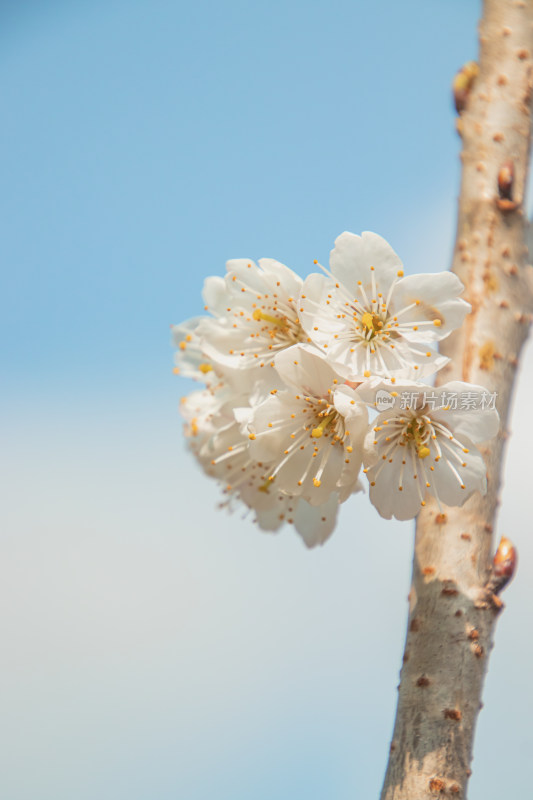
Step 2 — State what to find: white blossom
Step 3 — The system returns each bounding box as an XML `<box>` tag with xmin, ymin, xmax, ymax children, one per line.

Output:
<box><xmin>248</xmin><ymin>344</ymin><xmax>367</xmax><ymax>506</ymax></box>
<box><xmin>172</xmin><ymin>316</ymin><xmax>275</xmax><ymax>399</ymax></box>
<box><xmin>359</xmin><ymin>380</ymin><xmax>499</xmax><ymax>520</ymax></box>
<box><xmin>299</xmin><ymin>231</ymin><xmax>471</xmax><ymax>380</ymax></box>
<box><xmin>199</xmin><ymin>257</ymin><xmax>308</xmax><ymax>373</ymax></box>
<box><xmin>180</xmin><ymin>385</ymin><xmax>340</xmax><ymax>547</ymax></box>
<box><xmin>173</xmin><ymin>232</ymin><xmax>482</xmax><ymax>541</ymax></box>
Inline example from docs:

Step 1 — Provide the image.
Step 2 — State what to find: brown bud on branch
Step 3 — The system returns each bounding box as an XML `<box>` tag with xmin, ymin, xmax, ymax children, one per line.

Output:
<box><xmin>498</xmin><ymin>162</ymin><xmax>514</xmax><ymax>199</ymax></box>
<box><xmin>453</xmin><ymin>61</ymin><xmax>479</xmax><ymax>113</ymax></box>
<box><xmin>487</xmin><ymin>536</ymin><xmax>518</xmax><ymax>594</ymax></box>
<box><xmin>497</xmin><ymin>161</ymin><xmax>519</xmax><ymax>212</ymax></box>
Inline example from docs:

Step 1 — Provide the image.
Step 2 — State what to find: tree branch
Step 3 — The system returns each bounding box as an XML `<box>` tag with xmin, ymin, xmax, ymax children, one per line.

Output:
<box><xmin>380</xmin><ymin>2</ymin><xmax>533</xmax><ymax>797</ymax></box>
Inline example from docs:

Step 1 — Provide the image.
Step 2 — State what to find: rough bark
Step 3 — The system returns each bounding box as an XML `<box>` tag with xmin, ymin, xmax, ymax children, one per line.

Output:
<box><xmin>380</xmin><ymin>2</ymin><xmax>533</xmax><ymax>798</ymax></box>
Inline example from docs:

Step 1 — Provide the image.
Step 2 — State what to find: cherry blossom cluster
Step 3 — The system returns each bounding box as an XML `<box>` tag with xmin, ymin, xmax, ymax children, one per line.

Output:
<box><xmin>172</xmin><ymin>232</ymin><xmax>499</xmax><ymax>546</ymax></box>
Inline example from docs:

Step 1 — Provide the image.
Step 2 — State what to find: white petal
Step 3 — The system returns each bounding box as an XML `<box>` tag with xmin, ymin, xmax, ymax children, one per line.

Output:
<box><xmin>202</xmin><ymin>276</ymin><xmax>228</xmax><ymax>316</ymax></box>
<box><xmin>431</xmin><ymin>381</ymin><xmax>500</xmax><ymax>442</ymax></box>
<box><xmin>258</xmin><ymin>258</ymin><xmax>303</xmax><ymax>297</ymax></box>
<box><xmin>282</xmin><ymin>442</ymin><xmax>345</xmax><ymax>504</ymax></box>
<box><xmin>273</xmin><ymin>343</ymin><xmax>338</xmax><ymax>397</ymax></box>
<box><xmin>299</xmin><ymin>272</ymin><xmax>346</xmax><ymax>339</ymax></box>
<box><xmin>338</xmin><ymin>457</ymin><xmax>365</xmax><ymax>500</ymax></box>
<box><xmin>363</xmin><ymin>340</ymin><xmax>448</xmax><ymax>380</ymax></box>
<box><xmin>241</xmin><ymin>481</ymin><xmax>289</xmax><ymax>516</ymax></box>
<box><xmin>224</xmin><ymin>258</ymin><xmax>265</xmax><ymax>293</ymax></box>
<box><xmin>430</xmin><ymin>436</ymin><xmax>487</xmax><ymax>506</ymax></box>
<box><xmin>253</xmin><ymin>507</ymin><xmax>286</xmax><ymax>532</ymax></box>
<box><xmin>391</xmin><ymin>272</ymin><xmax>471</xmax><ymax>341</ymax></box>
<box><xmin>330</xmin><ymin>231</ymin><xmax>403</xmax><ymax>297</ymax></box>
<box><xmin>330</xmin><ymin>390</ymin><xmax>367</xmax><ymax>494</ymax></box>
<box><xmin>332</xmin><ymin>384</ymin><xmax>367</xmax><ymax>420</ymax></box>
<box><xmin>248</xmin><ymin>394</ymin><xmax>299</xmax><ymax>461</ymax></box>
<box><xmin>293</xmin><ymin>494</ymin><xmax>339</xmax><ymax>548</ymax></box>
<box><xmin>356</xmin><ymin>378</ymin><xmax>419</xmax><ymax>410</ymax></box>
<box><xmin>367</xmin><ymin>443</ymin><xmax>423</xmax><ymax>520</ymax></box>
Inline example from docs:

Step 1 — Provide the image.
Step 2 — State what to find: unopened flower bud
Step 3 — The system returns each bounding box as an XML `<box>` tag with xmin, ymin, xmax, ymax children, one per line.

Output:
<box><xmin>488</xmin><ymin>536</ymin><xmax>517</xmax><ymax>594</ymax></box>
<box><xmin>498</xmin><ymin>162</ymin><xmax>514</xmax><ymax>200</ymax></box>
<box><xmin>453</xmin><ymin>61</ymin><xmax>479</xmax><ymax>113</ymax></box>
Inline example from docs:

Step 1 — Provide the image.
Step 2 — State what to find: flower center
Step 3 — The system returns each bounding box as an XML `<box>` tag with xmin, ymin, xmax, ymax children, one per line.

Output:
<box><xmin>403</xmin><ymin>416</ymin><xmax>431</xmax><ymax>458</ymax></box>
<box><xmin>250</xmin><ymin>303</ymin><xmax>303</xmax><ymax>349</ymax></box>
<box><xmin>361</xmin><ymin>311</ymin><xmax>384</xmax><ymax>338</ymax></box>
<box><xmin>258</xmin><ymin>395</ymin><xmax>350</xmax><ymax>494</ymax></box>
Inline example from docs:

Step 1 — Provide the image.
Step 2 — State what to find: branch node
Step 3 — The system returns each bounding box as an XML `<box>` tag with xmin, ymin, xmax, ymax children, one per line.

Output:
<box><xmin>443</xmin><ymin>708</ymin><xmax>463</xmax><ymax>721</ymax></box>
<box><xmin>428</xmin><ymin>777</ymin><xmax>446</xmax><ymax>793</ymax></box>
<box><xmin>442</xmin><ymin>582</ymin><xmax>459</xmax><ymax>596</ymax></box>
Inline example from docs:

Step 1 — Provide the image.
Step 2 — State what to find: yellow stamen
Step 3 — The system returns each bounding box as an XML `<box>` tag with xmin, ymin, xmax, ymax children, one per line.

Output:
<box><xmin>418</xmin><ymin>446</ymin><xmax>431</xmax><ymax>459</ymax></box>
<box><xmin>198</xmin><ymin>363</ymin><xmax>213</xmax><ymax>374</ymax></box>
<box><xmin>259</xmin><ymin>476</ymin><xmax>275</xmax><ymax>493</ymax></box>
<box><xmin>361</xmin><ymin>311</ymin><xmax>384</xmax><ymax>334</ymax></box>
<box><xmin>361</xmin><ymin>311</ymin><xmax>374</xmax><ymax>329</ymax></box>
<box><xmin>311</xmin><ymin>413</ymin><xmax>335</xmax><ymax>438</ymax></box>
<box><xmin>252</xmin><ymin>308</ymin><xmax>285</xmax><ymax>327</ymax></box>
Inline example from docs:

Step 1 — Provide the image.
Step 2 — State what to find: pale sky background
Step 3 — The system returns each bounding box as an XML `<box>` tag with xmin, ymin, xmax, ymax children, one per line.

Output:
<box><xmin>2</xmin><ymin>1</ymin><xmax>533</xmax><ymax>798</ymax></box>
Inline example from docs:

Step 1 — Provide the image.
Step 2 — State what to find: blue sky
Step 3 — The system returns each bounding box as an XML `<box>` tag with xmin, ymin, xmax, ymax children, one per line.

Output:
<box><xmin>3</xmin><ymin>1</ymin><xmax>533</xmax><ymax>798</ymax></box>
